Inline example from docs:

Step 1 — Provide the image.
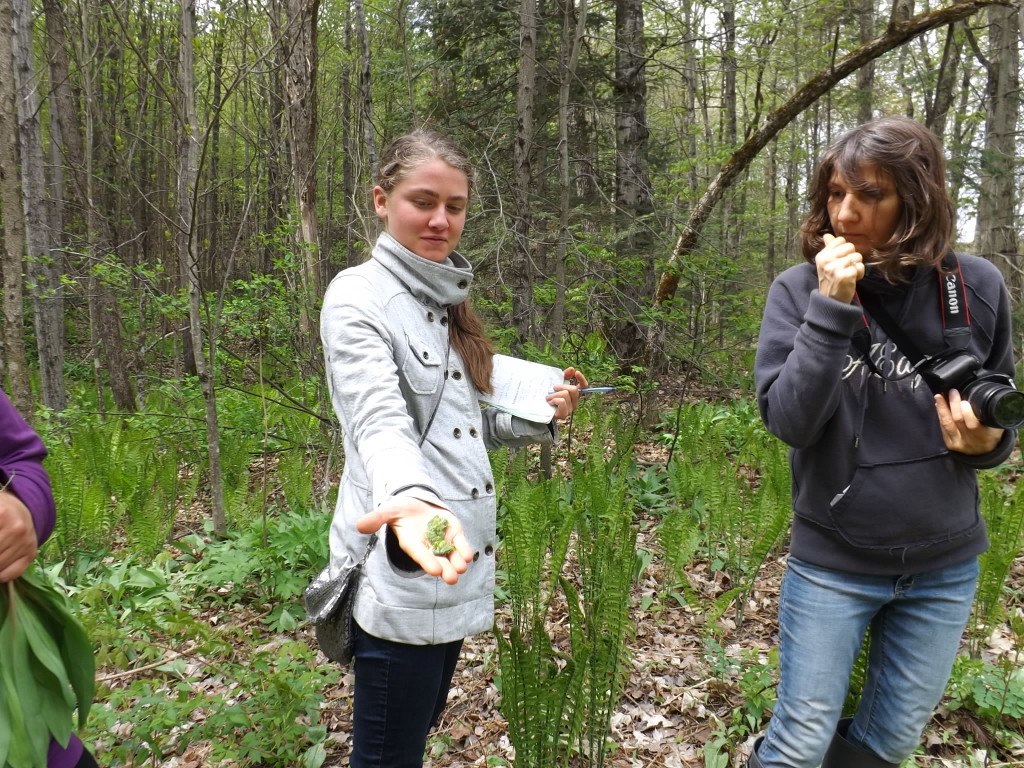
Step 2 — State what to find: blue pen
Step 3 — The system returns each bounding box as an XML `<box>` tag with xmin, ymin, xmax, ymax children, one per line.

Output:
<box><xmin>578</xmin><ymin>386</ymin><xmax>616</xmax><ymax>395</ymax></box>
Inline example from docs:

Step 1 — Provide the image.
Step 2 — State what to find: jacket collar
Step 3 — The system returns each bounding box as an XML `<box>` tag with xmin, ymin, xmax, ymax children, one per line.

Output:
<box><xmin>372</xmin><ymin>232</ymin><xmax>474</xmax><ymax>307</ymax></box>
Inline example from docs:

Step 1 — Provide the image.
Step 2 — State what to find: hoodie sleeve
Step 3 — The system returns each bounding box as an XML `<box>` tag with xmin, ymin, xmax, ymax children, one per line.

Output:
<box><xmin>0</xmin><ymin>389</ymin><xmax>55</xmax><ymax>545</ymax></box>
<box><xmin>755</xmin><ymin>266</ymin><xmax>864</xmax><ymax>449</ymax></box>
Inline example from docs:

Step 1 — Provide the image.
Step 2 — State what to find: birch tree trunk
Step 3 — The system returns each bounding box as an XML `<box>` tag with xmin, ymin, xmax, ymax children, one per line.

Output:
<box><xmin>0</xmin><ymin>0</ymin><xmax>34</xmax><ymax>415</ymax></box>
<box><xmin>13</xmin><ymin>0</ymin><xmax>66</xmax><ymax>412</ymax></box>
<box><xmin>179</xmin><ymin>0</ymin><xmax>227</xmax><ymax>537</ymax></box>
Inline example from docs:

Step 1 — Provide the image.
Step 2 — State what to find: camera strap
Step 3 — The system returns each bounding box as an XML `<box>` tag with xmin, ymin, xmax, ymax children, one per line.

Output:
<box><xmin>852</xmin><ymin>252</ymin><xmax>969</xmax><ymax>374</ymax></box>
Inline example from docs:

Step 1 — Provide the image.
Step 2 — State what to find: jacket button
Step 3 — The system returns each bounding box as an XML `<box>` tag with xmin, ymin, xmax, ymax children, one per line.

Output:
<box><xmin>484</xmin><ymin>545</ymin><xmax>493</xmax><ymax>556</ymax></box>
<box><xmin>458</xmin><ymin>280</ymin><xmax>468</xmax><ymax>289</ymax></box>
<box><xmin>454</xmin><ymin>428</ymin><xmax>462</xmax><ymax>438</ymax></box>
<box><xmin>423</xmin><ymin>350</ymin><xmax>430</xmax><ymax>359</ymax></box>
<box><xmin>440</xmin><ymin>316</ymin><xmax>449</xmax><ymax>326</ymax></box>
<box><xmin>473</xmin><ymin>551</ymin><xmax>480</xmax><ymax>562</ymax></box>
<box><xmin>485</xmin><ymin>482</ymin><xmax>493</xmax><ymax>493</ymax></box>
<box><xmin>427</xmin><ymin>311</ymin><xmax>435</xmax><ymax>322</ymax></box>
<box><xmin>471</xmin><ymin>487</ymin><xmax>480</xmax><ymax>498</ymax></box>
<box><xmin>470</xmin><ymin>427</ymin><xmax>478</xmax><ymax>438</ymax></box>
<box><xmin>444</xmin><ymin>370</ymin><xmax>449</xmax><ymax>380</ymax></box>
<box><xmin>453</xmin><ymin>371</ymin><xmax>463</xmax><ymax>380</ymax></box>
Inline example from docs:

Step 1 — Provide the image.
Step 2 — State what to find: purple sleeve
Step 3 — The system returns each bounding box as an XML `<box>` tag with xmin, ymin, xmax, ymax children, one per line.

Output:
<box><xmin>0</xmin><ymin>388</ymin><xmax>55</xmax><ymax>545</ymax></box>
<box><xmin>48</xmin><ymin>733</ymin><xmax>84</xmax><ymax>767</ymax></box>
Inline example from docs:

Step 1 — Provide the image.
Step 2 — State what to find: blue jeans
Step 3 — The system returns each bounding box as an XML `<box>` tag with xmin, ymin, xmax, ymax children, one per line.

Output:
<box><xmin>757</xmin><ymin>556</ymin><xmax>978</xmax><ymax>768</ymax></box>
<box><xmin>350</xmin><ymin>621</ymin><xmax>463</xmax><ymax>768</ymax></box>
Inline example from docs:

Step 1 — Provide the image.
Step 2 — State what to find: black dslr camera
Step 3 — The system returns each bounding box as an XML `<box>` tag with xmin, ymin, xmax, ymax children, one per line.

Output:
<box><xmin>918</xmin><ymin>352</ymin><xmax>1024</xmax><ymax>429</ymax></box>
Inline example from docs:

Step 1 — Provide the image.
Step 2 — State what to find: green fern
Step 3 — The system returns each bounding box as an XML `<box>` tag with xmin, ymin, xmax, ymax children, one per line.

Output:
<box><xmin>969</xmin><ymin>471</ymin><xmax>1024</xmax><ymax>654</ymax></box>
<box><xmin>497</xmin><ymin>406</ymin><xmax>638</xmax><ymax>768</ymax></box>
<box><xmin>661</xmin><ymin>400</ymin><xmax>791</xmax><ymax>628</ymax></box>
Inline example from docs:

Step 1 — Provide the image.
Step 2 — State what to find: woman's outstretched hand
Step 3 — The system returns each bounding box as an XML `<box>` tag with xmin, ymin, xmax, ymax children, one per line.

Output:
<box><xmin>548</xmin><ymin>367</ymin><xmax>589</xmax><ymax>420</ymax></box>
<box><xmin>356</xmin><ymin>497</ymin><xmax>474</xmax><ymax>584</ymax></box>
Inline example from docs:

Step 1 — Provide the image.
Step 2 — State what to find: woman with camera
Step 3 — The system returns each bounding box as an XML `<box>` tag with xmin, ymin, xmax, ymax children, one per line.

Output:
<box><xmin>751</xmin><ymin>116</ymin><xmax>1018</xmax><ymax>768</ymax></box>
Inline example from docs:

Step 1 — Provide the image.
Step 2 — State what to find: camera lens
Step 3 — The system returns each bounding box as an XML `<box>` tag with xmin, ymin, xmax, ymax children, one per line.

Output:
<box><xmin>963</xmin><ymin>379</ymin><xmax>1024</xmax><ymax>429</ymax></box>
<box><xmin>990</xmin><ymin>390</ymin><xmax>1024</xmax><ymax>430</ymax></box>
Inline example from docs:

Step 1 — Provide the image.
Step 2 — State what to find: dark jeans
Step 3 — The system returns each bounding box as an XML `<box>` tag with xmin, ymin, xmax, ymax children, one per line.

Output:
<box><xmin>77</xmin><ymin>751</ymin><xmax>100</xmax><ymax>768</ymax></box>
<box><xmin>350</xmin><ymin>621</ymin><xmax>463</xmax><ymax>768</ymax></box>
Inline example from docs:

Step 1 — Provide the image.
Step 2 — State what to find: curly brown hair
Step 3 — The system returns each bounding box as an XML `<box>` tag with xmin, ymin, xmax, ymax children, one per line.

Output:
<box><xmin>799</xmin><ymin>116</ymin><xmax>954</xmax><ymax>282</ymax></box>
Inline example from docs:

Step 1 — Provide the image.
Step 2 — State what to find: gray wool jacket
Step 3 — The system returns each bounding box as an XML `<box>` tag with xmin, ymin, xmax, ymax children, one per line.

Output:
<box><xmin>320</xmin><ymin>233</ymin><xmax>555</xmax><ymax>645</ymax></box>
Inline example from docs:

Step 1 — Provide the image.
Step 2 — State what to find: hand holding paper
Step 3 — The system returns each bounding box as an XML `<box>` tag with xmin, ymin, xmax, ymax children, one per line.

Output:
<box><xmin>479</xmin><ymin>356</ymin><xmax>587</xmax><ymax>423</ymax></box>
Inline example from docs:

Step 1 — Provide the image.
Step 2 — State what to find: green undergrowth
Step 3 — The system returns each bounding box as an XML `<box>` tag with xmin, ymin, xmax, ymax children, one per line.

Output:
<box><xmin>31</xmin><ymin>393</ymin><xmax>1024</xmax><ymax>766</ymax></box>
<box><xmin>59</xmin><ymin>507</ymin><xmax>336</xmax><ymax>767</ymax></box>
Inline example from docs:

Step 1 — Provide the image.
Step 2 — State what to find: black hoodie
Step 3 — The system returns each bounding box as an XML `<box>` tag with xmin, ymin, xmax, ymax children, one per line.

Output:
<box><xmin>755</xmin><ymin>253</ymin><xmax>1017</xmax><ymax>575</ymax></box>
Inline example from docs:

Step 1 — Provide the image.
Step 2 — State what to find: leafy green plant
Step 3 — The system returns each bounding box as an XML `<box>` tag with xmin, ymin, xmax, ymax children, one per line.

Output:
<box><xmin>969</xmin><ymin>469</ymin><xmax>1024</xmax><ymax>653</ymax></box>
<box><xmin>659</xmin><ymin>401</ymin><xmax>790</xmax><ymax>627</ymax></box>
<box><xmin>70</xmin><ymin>506</ymin><xmax>336</xmax><ymax>766</ymax></box>
<box><xmin>39</xmin><ymin>403</ymin><xmax>204</xmax><ymax>564</ymax></box>
<box><xmin>0</xmin><ymin>564</ymin><xmax>94</xmax><ymax>767</ymax></box>
<box><xmin>703</xmin><ymin>638</ymin><xmax>777</xmax><ymax>741</ymax></box>
<box><xmin>496</xmin><ymin>408</ymin><xmax>637</xmax><ymax>768</ymax></box>
<box><xmin>948</xmin><ymin>655</ymin><xmax>1024</xmax><ymax>721</ymax></box>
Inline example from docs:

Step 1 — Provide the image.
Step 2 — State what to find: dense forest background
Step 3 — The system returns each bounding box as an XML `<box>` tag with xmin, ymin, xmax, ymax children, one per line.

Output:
<box><xmin>2</xmin><ymin>0</ymin><xmax>1022</xmax><ymax>450</ymax></box>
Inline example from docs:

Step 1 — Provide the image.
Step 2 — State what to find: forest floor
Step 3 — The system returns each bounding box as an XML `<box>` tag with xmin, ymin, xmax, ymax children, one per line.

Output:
<box><xmin>303</xmin><ymin>550</ymin><xmax>1024</xmax><ymax>768</ymax></box>
<box><xmin>309</xmin><ymin>439</ymin><xmax>1024</xmax><ymax>768</ymax></box>
<box><xmin>143</xmin><ymin>405</ymin><xmax>1023</xmax><ymax>768</ymax></box>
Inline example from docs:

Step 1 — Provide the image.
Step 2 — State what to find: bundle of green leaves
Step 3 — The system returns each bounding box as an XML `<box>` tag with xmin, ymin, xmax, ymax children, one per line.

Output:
<box><xmin>0</xmin><ymin>565</ymin><xmax>94</xmax><ymax>767</ymax></box>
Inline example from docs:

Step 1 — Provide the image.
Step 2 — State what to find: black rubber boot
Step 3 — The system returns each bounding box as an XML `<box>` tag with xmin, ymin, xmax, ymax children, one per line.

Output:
<box><xmin>747</xmin><ymin>736</ymin><xmax>765</xmax><ymax>768</ymax></box>
<box><xmin>821</xmin><ymin>719</ymin><xmax>900</xmax><ymax>768</ymax></box>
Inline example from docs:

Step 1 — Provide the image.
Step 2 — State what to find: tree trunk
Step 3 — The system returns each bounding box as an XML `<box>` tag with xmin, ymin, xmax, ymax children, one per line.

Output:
<box><xmin>923</xmin><ymin>22</ymin><xmax>965</xmax><ymax>136</ymax></box>
<box><xmin>179</xmin><ymin>0</ymin><xmax>227</xmax><ymax>537</ymax></box>
<box><xmin>354</xmin><ymin>0</ymin><xmax>376</xmax><ymax>180</ymax></box>
<box><xmin>553</xmin><ymin>0</ymin><xmax>588</xmax><ymax>349</ymax></box>
<box><xmin>342</xmin><ymin>3</ymin><xmax>357</xmax><ymax>268</ymax></box>
<box><xmin>974</xmin><ymin>3</ymin><xmax>1020</xmax><ymax>292</ymax></box>
<box><xmin>510</xmin><ymin>0</ymin><xmax>538</xmax><ymax>351</ymax></box>
<box><xmin>13</xmin><ymin>0</ymin><xmax>66</xmax><ymax>412</ymax></box>
<box><xmin>43</xmin><ymin>0</ymin><xmax>135</xmax><ymax>412</ymax></box>
<box><xmin>608</xmin><ymin>0</ymin><xmax>654</xmax><ymax>370</ymax></box>
<box><xmin>856</xmin><ymin>0</ymin><xmax>876</xmax><ymax>122</ymax></box>
<box><xmin>264</xmin><ymin>0</ymin><xmax>288</xmax><ymax>276</ymax></box>
<box><xmin>0</xmin><ymin>0</ymin><xmax>33</xmax><ymax>416</ymax></box>
<box><xmin>285</xmin><ymin>0</ymin><xmax>322</xmax><ymax>363</ymax></box>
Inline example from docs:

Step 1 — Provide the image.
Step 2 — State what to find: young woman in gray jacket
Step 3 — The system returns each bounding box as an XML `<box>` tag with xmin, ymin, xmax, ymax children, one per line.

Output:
<box><xmin>319</xmin><ymin>128</ymin><xmax>587</xmax><ymax>767</ymax></box>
